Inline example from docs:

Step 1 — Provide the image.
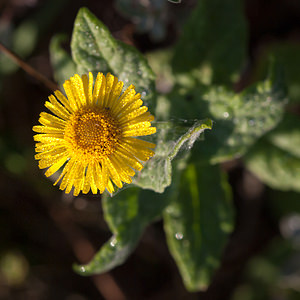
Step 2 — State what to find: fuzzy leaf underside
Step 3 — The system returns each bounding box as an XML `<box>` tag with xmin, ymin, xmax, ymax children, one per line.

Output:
<box><xmin>132</xmin><ymin>118</ymin><xmax>213</xmax><ymax>193</ymax></box>
<box><xmin>169</xmin><ymin>64</ymin><xmax>287</xmax><ymax>164</ymax></box>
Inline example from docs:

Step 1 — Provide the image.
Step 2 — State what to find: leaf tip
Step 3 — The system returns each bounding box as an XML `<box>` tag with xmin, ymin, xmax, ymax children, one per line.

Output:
<box><xmin>78</xmin><ymin>6</ymin><xmax>90</xmax><ymax>16</ymax></box>
<box><xmin>72</xmin><ymin>262</ymin><xmax>91</xmax><ymax>276</ymax></box>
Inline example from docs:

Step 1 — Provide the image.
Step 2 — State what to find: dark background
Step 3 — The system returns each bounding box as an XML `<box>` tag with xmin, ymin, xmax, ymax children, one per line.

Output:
<box><xmin>0</xmin><ymin>0</ymin><xmax>300</xmax><ymax>299</ymax></box>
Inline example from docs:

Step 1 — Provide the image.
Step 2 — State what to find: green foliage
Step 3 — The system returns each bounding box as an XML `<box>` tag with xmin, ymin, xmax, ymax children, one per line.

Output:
<box><xmin>267</xmin><ymin>113</ymin><xmax>300</xmax><ymax>158</ymax></box>
<box><xmin>245</xmin><ymin>113</ymin><xmax>300</xmax><ymax>192</ymax></box>
<box><xmin>71</xmin><ymin>8</ymin><xmax>156</xmax><ymax>110</ymax></box>
<box><xmin>49</xmin><ymin>3</ymin><xmax>297</xmax><ymax>294</ymax></box>
<box><xmin>133</xmin><ymin>119</ymin><xmax>212</xmax><ymax>193</ymax></box>
<box><xmin>115</xmin><ymin>0</ymin><xmax>168</xmax><ymax>42</ymax></box>
<box><xmin>74</xmin><ymin>188</ymin><xmax>143</xmax><ymax>275</ymax></box>
<box><xmin>75</xmin><ymin>174</ymin><xmax>179</xmax><ymax>275</ymax></box>
<box><xmin>245</xmin><ymin>139</ymin><xmax>300</xmax><ymax>192</ymax></box>
<box><xmin>172</xmin><ymin>0</ymin><xmax>247</xmax><ymax>86</ymax></box>
<box><xmin>268</xmin><ymin>43</ymin><xmax>300</xmax><ymax>103</ymax></box>
<box><xmin>164</xmin><ymin>163</ymin><xmax>233</xmax><ymax>291</ymax></box>
<box><xmin>231</xmin><ymin>238</ymin><xmax>300</xmax><ymax>300</ymax></box>
<box><xmin>74</xmin><ymin>119</ymin><xmax>212</xmax><ymax>275</ymax></box>
<box><xmin>50</xmin><ymin>34</ymin><xmax>76</xmax><ymax>88</ymax></box>
<box><xmin>169</xmin><ymin>65</ymin><xmax>287</xmax><ymax>163</ymax></box>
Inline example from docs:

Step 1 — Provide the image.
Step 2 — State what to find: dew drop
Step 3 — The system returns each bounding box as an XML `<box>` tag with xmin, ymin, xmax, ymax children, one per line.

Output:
<box><xmin>141</xmin><ymin>91</ymin><xmax>147</xmax><ymax>97</ymax></box>
<box><xmin>110</xmin><ymin>238</ymin><xmax>117</xmax><ymax>247</ymax></box>
<box><xmin>223</xmin><ymin>112</ymin><xmax>229</xmax><ymax>118</ymax></box>
<box><xmin>79</xmin><ymin>266</ymin><xmax>86</xmax><ymax>273</ymax></box>
<box><xmin>175</xmin><ymin>232</ymin><xmax>184</xmax><ymax>240</ymax></box>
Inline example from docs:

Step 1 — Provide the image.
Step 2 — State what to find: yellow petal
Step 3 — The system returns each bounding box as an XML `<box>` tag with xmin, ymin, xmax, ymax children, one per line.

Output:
<box><xmin>63</xmin><ymin>80</ymin><xmax>80</xmax><ymax>110</ymax></box>
<box><xmin>94</xmin><ymin>73</ymin><xmax>106</xmax><ymax>106</ymax></box>
<box><xmin>115</xmin><ymin>147</ymin><xmax>143</xmax><ymax>171</ymax></box>
<box><xmin>123</xmin><ymin>126</ymin><xmax>156</xmax><ymax>137</ymax></box>
<box><xmin>94</xmin><ymin>162</ymin><xmax>105</xmax><ymax>193</ymax></box>
<box><xmin>110</xmin><ymin>155</ymin><xmax>132</xmax><ymax>183</ymax></box>
<box><xmin>106</xmin><ymin>179</ymin><xmax>114</xmax><ymax>194</ymax></box>
<box><xmin>103</xmin><ymin>73</ymin><xmax>118</xmax><ymax>108</ymax></box>
<box><xmin>123</xmin><ymin>137</ymin><xmax>156</xmax><ymax>149</ymax></box>
<box><xmin>73</xmin><ymin>163</ymin><xmax>86</xmax><ymax>196</ymax></box>
<box><xmin>32</xmin><ymin>125</ymin><xmax>64</xmax><ymax>134</ymax></box>
<box><xmin>55</xmin><ymin>158</ymin><xmax>76</xmax><ymax>188</ymax></box>
<box><xmin>119</xmin><ymin>141</ymin><xmax>154</xmax><ymax>161</ymax></box>
<box><xmin>35</xmin><ymin>146</ymin><xmax>66</xmax><ymax>160</ymax></box>
<box><xmin>45</xmin><ymin>95</ymin><xmax>70</xmax><ymax>120</ymax></box>
<box><xmin>39</xmin><ymin>112</ymin><xmax>66</xmax><ymax>127</ymax></box>
<box><xmin>71</xmin><ymin>74</ymin><xmax>87</xmax><ymax>107</ymax></box>
<box><xmin>45</xmin><ymin>155</ymin><xmax>68</xmax><ymax>177</ymax></box>
<box><xmin>33</xmin><ymin>133</ymin><xmax>64</xmax><ymax>142</ymax></box>
<box><xmin>106</xmin><ymin>157</ymin><xmax>123</xmax><ymax>188</ymax></box>
<box><xmin>54</xmin><ymin>90</ymin><xmax>73</xmax><ymax>113</ymax></box>
<box><xmin>83</xmin><ymin>162</ymin><xmax>97</xmax><ymax>194</ymax></box>
<box><xmin>38</xmin><ymin>151</ymin><xmax>67</xmax><ymax>169</ymax></box>
<box><xmin>87</xmin><ymin>72</ymin><xmax>94</xmax><ymax>105</ymax></box>
<box><xmin>110</xmin><ymin>85</ymin><xmax>136</xmax><ymax>113</ymax></box>
<box><xmin>118</xmin><ymin>106</ymin><xmax>148</xmax><ymax>124</ymax></box>
<box><xmin>92</xmin><ymin>72</ymin><xmax>104</xmax><ymax>105</ymax></box>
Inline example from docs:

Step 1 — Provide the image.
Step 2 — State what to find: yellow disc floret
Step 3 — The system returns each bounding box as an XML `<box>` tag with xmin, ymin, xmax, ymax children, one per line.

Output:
<box><xmin>65</xmin><ymin>108</ymin><xmax>122</xmax><ymax>164</ymax></box>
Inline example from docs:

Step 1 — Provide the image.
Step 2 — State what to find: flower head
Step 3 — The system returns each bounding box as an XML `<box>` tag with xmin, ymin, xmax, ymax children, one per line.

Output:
<box><xmin>33</xmin><ymin>72</ymin><xmax>156</xmax><ymax>195</ymax></box>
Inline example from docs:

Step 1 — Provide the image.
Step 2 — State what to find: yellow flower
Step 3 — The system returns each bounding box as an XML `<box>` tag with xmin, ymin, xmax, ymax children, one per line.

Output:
<box><xmin>33</xmin><ymin>72</ymin><xmax>156</xmax><ymax>196</ymax></box>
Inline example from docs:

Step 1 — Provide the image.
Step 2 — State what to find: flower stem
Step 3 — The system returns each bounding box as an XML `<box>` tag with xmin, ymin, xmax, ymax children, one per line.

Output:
<box><xmin>0</xmin><ymin>42</ymin><xmax>58</xmax><ymax>92</ymax></box>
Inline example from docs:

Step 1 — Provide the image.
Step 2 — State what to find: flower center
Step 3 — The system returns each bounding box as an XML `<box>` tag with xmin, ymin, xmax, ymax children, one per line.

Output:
<box><xmin>64</xmin><ymin>108</ymin><xmax>122</xmax><ymax>163</ymax></box>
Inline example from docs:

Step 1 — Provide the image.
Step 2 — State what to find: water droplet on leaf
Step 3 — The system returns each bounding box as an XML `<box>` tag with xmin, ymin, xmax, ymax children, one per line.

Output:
<box><xmin>110</xmin><ymin>238</ymin><xmax>117</xmax><ymax>247</ymax></box>
<box><xmin>175</xmin><ymin>232</ymin><xmax>183</xmax><ymax>240</ymax></box>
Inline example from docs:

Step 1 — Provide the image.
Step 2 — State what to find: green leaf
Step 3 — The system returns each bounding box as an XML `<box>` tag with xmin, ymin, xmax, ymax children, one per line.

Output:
<box><xmin>245</xmin><ymin>114</ymin><xmax>300</xmax><ymax>192</ymax></box>
<box><xmin>267</xmin><ymin>113</ymin><xmax>300</xmax><ymax>158</ymax></box>
<box><xmin>73</xmin><ymin>119</ymin><xmax>213</xmax><ymax>275</ymax></box>
<box><xmin>74</xmin><ymin>164</ymin><xmax>182</xmax><ymax>276</ymax></box>
<box><xmin>269</xmin><ymin>43</ymin><xmax>300</xmax><ymax>103</ymax></box>
<box><xmin>169</xmin><ymin>64</ymin><xmax>287</xmax><ymax>163</ymax></box>
<box><xmin>71</xmin><ymin>7</ymin><xmax>156</xmax><ymax>110</ymax></box>
<box><xmin>245</xmin><ymin>143</ymin><xmax>300</xmax><ymax>192</ymax></box>
<box><xmin>172</xmin><ymin>0</ymin><xmax>247</xmax><ymax>86</ymax></box>
<box><xmin>50</xmin><ymin>34</ymin><xmax>76</xmax><ymax>87</ymax></box>
<box><xmin>163</xmin><ymin>163</ymin><xmax>234</xmax><ymax>291</ymax></box>
<box><xmin>133</xmin><ymin>118</ymin><xmax>213</xmax><ymax>193</ymax></box>
<box><xmin>73</xmin><ymin>187</ymin><xmax>142</xmax><ymax>275</ymax></box>
<box><xmin>146</xmin><ymin>50</ymin><xmax>175</xmax><ymax>92</ymax></box>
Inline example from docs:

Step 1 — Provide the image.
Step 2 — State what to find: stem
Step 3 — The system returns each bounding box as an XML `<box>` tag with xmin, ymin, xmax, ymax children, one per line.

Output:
<box><xmin>0</xmin><ymin>42</ymin><xmax>58</xmax><ymax>92</ymax></box>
